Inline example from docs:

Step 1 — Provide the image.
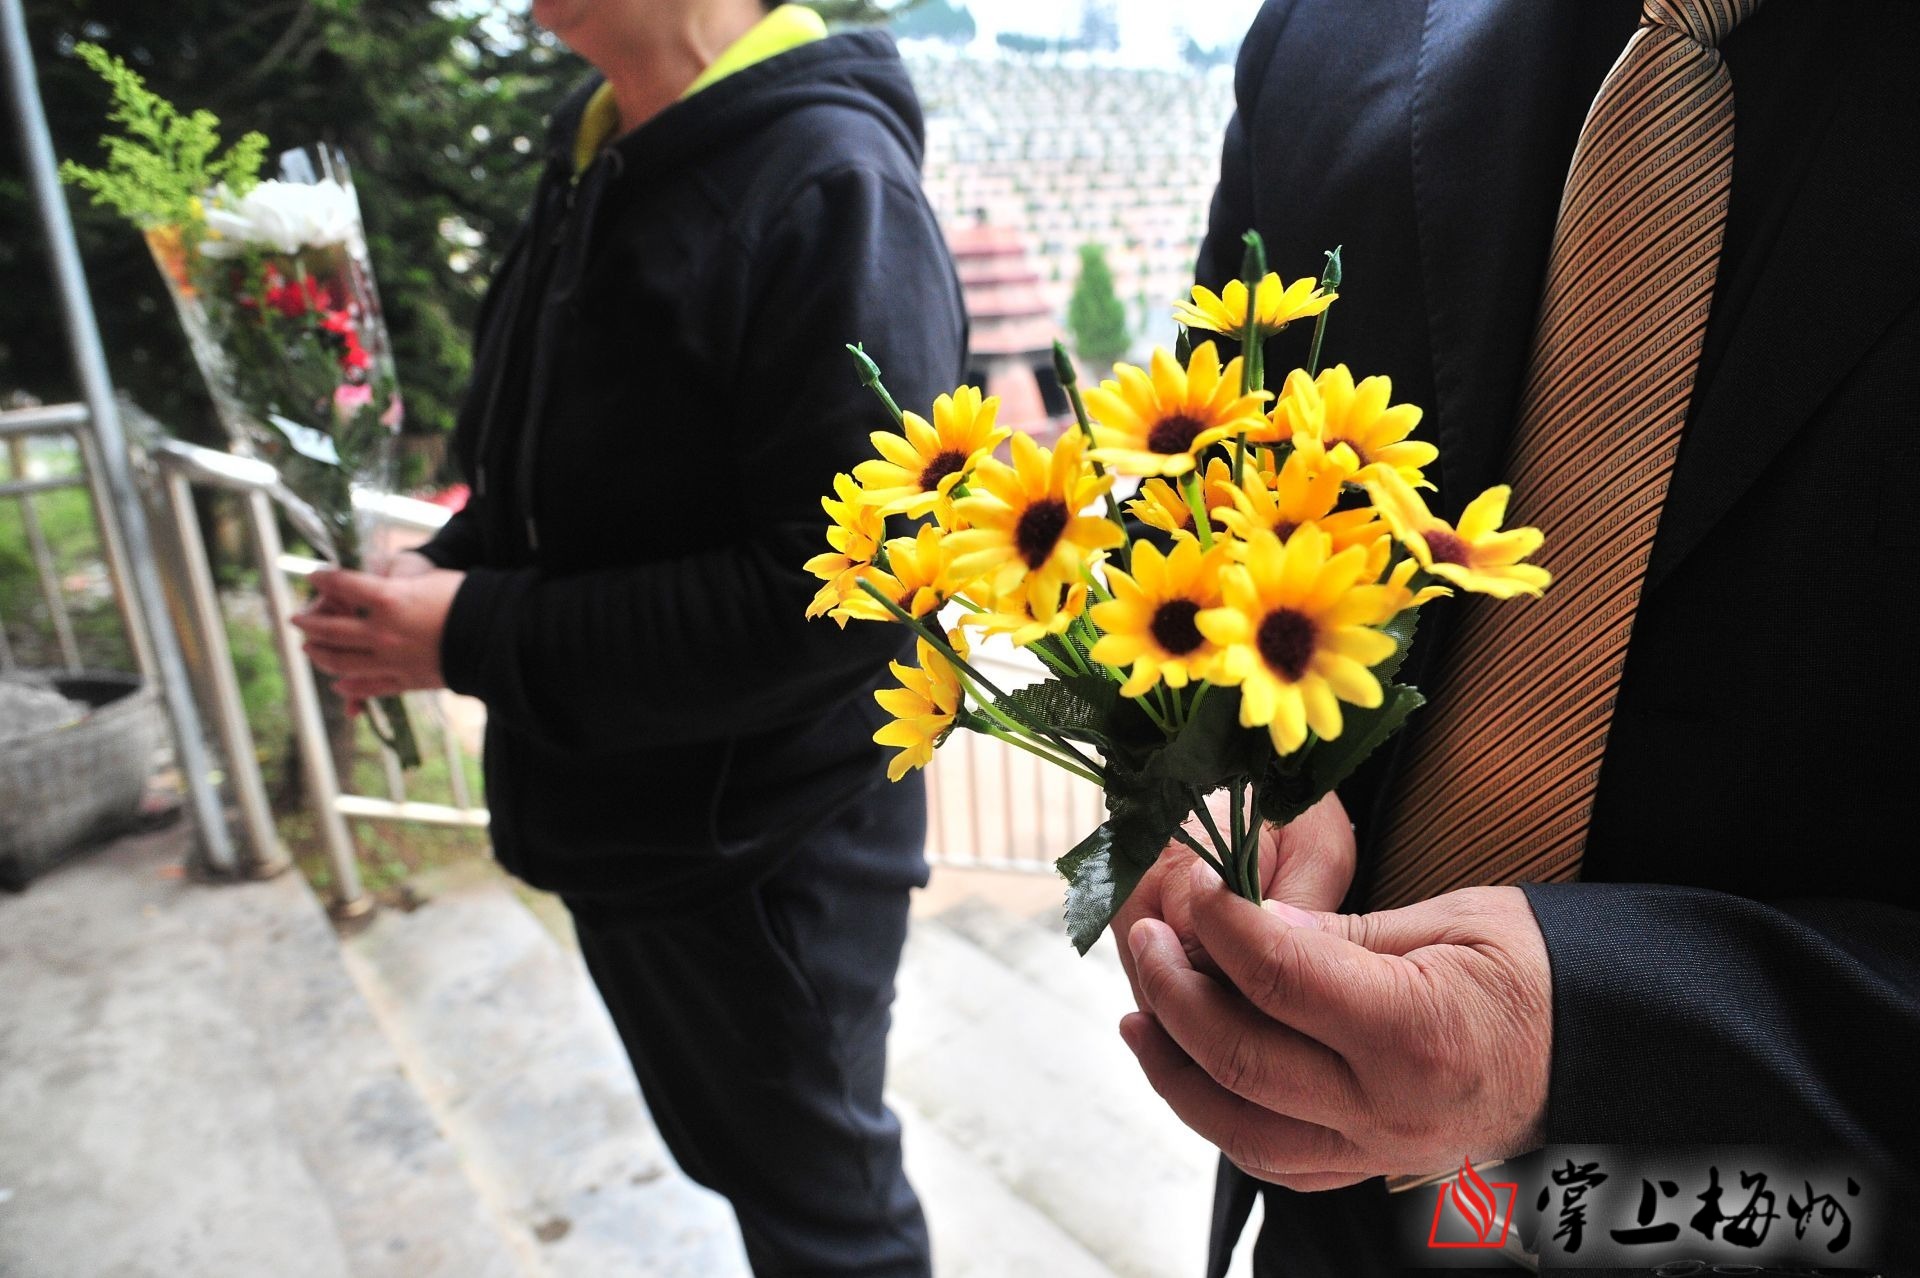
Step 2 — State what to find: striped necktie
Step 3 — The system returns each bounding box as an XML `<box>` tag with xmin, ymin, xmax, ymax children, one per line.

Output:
<box><xmin>1368</xmin><ymin>0</ymin><xmax>1760</xmax><ymax>911</ymax></box>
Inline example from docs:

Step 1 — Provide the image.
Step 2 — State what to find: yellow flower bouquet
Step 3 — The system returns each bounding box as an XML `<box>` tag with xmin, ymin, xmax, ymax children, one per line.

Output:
<box><xmin>808</xmin><ymin>234</ymin><xmax>1550</xmax><ymax>952</ymax></box>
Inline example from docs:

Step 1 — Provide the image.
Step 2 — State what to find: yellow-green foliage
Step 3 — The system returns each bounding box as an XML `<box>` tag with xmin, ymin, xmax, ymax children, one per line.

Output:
<box><xmin>57</xmin><ymin>42</ymin><xmax>268</xmax><ymax>230</ymax></box>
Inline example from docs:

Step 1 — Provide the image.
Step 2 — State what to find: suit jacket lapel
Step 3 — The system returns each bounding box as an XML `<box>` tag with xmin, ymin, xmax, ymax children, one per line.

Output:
<box><xmin>1408</xmin><ymin>0</ymin><xmax>1639</xmax><ymax>513</ymax></box>
<box><xmin>1646</xmin><ymin>11</ymin><xmax>1920</xmax><ymax>590</ymax></box>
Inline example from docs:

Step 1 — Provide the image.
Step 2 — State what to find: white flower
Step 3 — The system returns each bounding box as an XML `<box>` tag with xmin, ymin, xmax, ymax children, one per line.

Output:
<box><xmin>200</xmin><ymin>179</ymin><xmax>358</xmax><ymax>257</ymax></box>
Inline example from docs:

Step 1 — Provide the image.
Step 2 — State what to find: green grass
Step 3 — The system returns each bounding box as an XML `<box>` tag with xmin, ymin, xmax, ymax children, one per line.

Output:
<box><xmin>225</xmin><ymin>609</ymin><xmax>492</xmax><ymax>900</ymax></box>
<box><xmin>0</xmin><ymin>454</ymin><xmax>133</xmax><ymax>671</ymax></box>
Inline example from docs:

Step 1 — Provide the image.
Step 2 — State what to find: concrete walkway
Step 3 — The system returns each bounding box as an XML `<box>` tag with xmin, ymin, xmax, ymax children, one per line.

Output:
<box><xmin>0</xmin><ymin>830</ymin><xmax>1248</xmax><ymax>1278</ymax></box>
<box><xmin>0</xmin><ymin>828</ymin><xmax>526</xmax><ymax>1278</ymax></box>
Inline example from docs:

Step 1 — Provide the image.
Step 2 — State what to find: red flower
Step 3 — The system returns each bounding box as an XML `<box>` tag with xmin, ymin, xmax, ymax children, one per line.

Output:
<box><xmin>319</xmin><ymin>310</ymin><xmax>371</xmax><ymax>372</ymax></box>
<box><xmin>263</xmin><ymin>270</ymin><xmax>336</xmax><ymax>319</ymax></box>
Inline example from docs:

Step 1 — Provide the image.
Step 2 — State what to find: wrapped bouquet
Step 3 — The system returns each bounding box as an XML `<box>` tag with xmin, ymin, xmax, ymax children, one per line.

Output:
<box><xmin>809</xmin><ymin>235</ymin><xmax>1550</xmax><ymax>950</ymax></box>
<box><xmin>62</xmin><ymin>43</ymin><xmax>418</xmax><ymax>766</ymax></box>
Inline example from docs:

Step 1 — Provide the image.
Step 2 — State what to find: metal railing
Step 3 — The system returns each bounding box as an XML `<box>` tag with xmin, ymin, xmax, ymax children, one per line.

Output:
<box><xmin>924</xmin><ymin>645</ymin><xmax>1105</xmax><ymax>872</ymax></box>
<box><xmin>147</xmin><ymin>437</ymin><xmax>498</xmax><ymax>916</ymax></box>
<box><xmin>9</xmin><ymin>404</ymin><xmax>1082</xmax><ymax>912</ymax></box>
<box><xmin>0</xmin><ymin>403</ymin><xmax>150</xmax><ymax>679</ymax></box>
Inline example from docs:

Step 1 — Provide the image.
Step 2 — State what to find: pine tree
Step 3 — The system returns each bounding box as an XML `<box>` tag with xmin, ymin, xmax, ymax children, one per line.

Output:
<box><xmin>1068</xmin><ymin>243</ymin><xmax>1131</xmax><ymax>369</ymax></box>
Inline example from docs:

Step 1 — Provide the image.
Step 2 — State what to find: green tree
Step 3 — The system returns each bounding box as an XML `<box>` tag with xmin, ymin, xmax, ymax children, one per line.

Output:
<box><xmin>1068</xmin><ymin>243</ymin><xmax>1130</xmax><ymax>369</ymax></box>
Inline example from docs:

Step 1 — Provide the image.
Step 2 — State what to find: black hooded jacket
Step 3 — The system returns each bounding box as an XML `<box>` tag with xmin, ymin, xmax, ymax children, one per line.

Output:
<box><xmin>417</xmin><ymin>31</ymin><xmax>967</xmax><ymax>908</ymax></box>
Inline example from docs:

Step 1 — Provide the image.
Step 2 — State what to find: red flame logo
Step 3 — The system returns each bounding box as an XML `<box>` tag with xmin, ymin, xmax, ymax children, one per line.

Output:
<box><xmin>1448</xmin><ymin>1158</ymin><xmax>1499</xmax><ymax>1243</ymax></box>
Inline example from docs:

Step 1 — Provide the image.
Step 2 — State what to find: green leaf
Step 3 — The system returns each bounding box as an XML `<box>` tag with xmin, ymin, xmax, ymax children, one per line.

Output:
<box><xmin>1372</xmin><ymin>603</ymin><xmax>1422</xmax><ymax>687</ymax></box>
<box><xmin>1054</xmin><ymin>688</ymin><xmax>1274</xmax><ymax>952</ymax></box>
<box><xmin>1260</xmin><ymin>684</ymin><xmax>1426</xmax><ymax>826</ymax></box>
<box><xmin>995</xmin><ymin>673</ymin><xmax>1117</xmax><ymax>746</ymax></box>
<box><xmin>1057</xmin><ymin>822</ymin><xmax>1155</xmax><ymax>955</ymax></box>
<box><xmin>1155</xmin><ymin>687</ymin><xmax>1267</xmax><ymax>786</ymax></box>
<box><xmin>60</xmin><ymin>42</ymin><xmax>266</xmax><ymax>230</ymax></box>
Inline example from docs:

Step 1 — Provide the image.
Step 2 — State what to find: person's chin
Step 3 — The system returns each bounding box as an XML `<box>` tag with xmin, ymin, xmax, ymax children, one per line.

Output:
<box><xmin>528</xmin><ymin>0</ymin><xmax>581</xmax><ymax>39</ymax></box>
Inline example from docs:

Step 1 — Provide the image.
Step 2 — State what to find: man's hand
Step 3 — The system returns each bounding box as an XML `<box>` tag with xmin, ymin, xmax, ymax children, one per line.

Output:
<box><xmin>292</xmin><ymin>565</ymin><xmax>463</xmax><ymax>705</ymax></box>
<box><xmin>1122</xmin><ymin>866</ymin><xmax>1552</xmax><ymax>1191</ymax></box>
<box><xmin>1113</xmin><ymin>791</ymin><xmax>1356</xmax><ymax>1011</ymax></box>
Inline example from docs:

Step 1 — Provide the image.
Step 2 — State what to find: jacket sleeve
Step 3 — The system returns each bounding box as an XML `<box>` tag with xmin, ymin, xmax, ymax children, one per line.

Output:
<box><xmin>1520</xmin><ymin>882</ymin><xmax>1920</xmax><ymax>1182</ymax></box>
<box><xmin>438</xmin><ymin>164</ymin><xmax>966</xmax><ymax>755</ymax></box>
<box><xmin>414</xmin><ymin>501</ymin><xmax>485</xmax><ymax>571</ymax></box>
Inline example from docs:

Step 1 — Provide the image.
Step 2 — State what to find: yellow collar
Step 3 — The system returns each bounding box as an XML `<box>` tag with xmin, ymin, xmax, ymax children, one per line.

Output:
<box><xmin>572</xmin><ymin>6</ymin><xmax>829</xmax><ymax>174</ymax></box>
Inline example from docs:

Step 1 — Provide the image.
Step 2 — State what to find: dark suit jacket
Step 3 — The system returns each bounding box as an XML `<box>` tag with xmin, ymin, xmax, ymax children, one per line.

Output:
<box><xmin>1192</xmin><ymin>1</ymin><xmax>1920</xmax><ymax>1272</ymax></box>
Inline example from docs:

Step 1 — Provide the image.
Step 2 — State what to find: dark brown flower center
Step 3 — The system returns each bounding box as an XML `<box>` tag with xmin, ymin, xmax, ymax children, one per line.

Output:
<box><xmin>1147</xmin><ymin>413</ymin><xmax>1207</xmax><ymax>456</ymax></box>
<box><xmin>918</xmin><ymin>449</ymin><xmax>969</xmax><ymax>493</ymax></box>
<box><xmin>1256</xmin><ymin>607</ymin><xmax>1316</xmax><ymax>682</ymax></box>
<box><xmin>1149</xmin><ymin>599</ymin><xmax>1205</xmax><ymax>656</ymax></box>
<box><xmin>1271</xmin><ymin>518</ymin><xmax>1299</xmax><ymax>541</ymax></box>
<box><xmin>1014</xmin><ymin>499</ymin><xmax>1070</xmax><ymax>569</ymax></box>
<box><xmin>1425</xmin><ymin>529</ymin><xmax>1470</xmax><ymax>566</ymax></box>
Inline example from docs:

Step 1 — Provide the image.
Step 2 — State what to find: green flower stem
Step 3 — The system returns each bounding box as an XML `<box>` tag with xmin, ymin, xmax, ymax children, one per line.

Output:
<box><xmin>956</xmin><ymin>666</ymin><xmax>1088</xmax><ymax>765</ymax></box>
<box><xmin>1027</xmin><ymin>639</ymin><xmax>1081</xmax><ymax>681</ymax></box>
<box><xmin>855</xmin><ymin>579</ymin><xmax>1105</xmax><ymax>778</ymax></box>
<box><xmin>1181</xmin><ymin>470</ymin><xmax>1215</xmax><ymax>550</ymax></box>
<box><xmin>1187</xmin><ymin>785</ymin><xmax>1233</xmax><ymax>865</ymax></box>
<box><xmin>1081</xmin><ymin>563</ymin><xmax>1115</xmax><ymax>604</ymax></box>
<box><xmin>845</xmin><ymin>343</ymin><xmax>905</xmax><ymax>427</ymax></box>
<box><xmin>1130</xmin><ymin>686</ymin><xmax>1173</xmax><ymax>737</ymax></box>
<box><xmin>1188</xmin><ymin>680</ymin><xmax>1212</xmax><ymax>723</ymax></box>
<box><xmin>1305</xmin><ymin>244</ymin><xmax>1343</xmax><ymax>377</ymax></box>
<box><xmin>1235</xmin><ymin>232</ymin><xmax>1269</xmax><ymax>485</ymax></box>
<box><xmin>1237</xmin><ymin>776</ymin><xmax>1266</xmax><ymax>904</ymax></box>
<box><xmin>1171</xmin><ymin>825</ymin><xmax>1231</xmax><ymax>883</ymax></box>
<box><xmin>1054</xmin><ymin>341</ymin><xmax>1132</xmax><ymax>570</ymax></box>
<box><xmin>1228</xmin><ymin>775</ymin><xmax>1245</xmax><ymax>883</ymax></box>
<box><xmin>972</xmin><ymin>719</ymin><xmax>1105</xmax><ymax>788</ymax></box>
<box><xmin>1306</xmin><ymin>312</ymin><xmax>1331</xmax><ymax>377</ymax></box>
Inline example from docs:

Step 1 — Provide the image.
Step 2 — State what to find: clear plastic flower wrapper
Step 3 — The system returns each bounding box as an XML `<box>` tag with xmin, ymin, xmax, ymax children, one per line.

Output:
<box><xmin>64</xmin><ymin>44</ymin><xmax>418</xmax><ymax>766</ymax></box>
<box><xmin>808</xmin><ymin>234</ymin><xmax>1551</xmax><ymax>951</ymax></box>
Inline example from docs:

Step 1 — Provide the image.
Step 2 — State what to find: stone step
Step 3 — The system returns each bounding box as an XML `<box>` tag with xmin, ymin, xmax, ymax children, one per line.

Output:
<box><xmin>0</xmin><ymin>829</ymin><xmax>527</xmax><ymax>1278</ymax></box>
<box><xmin>892</xmin><ymin>907</ymin><xmax>1226</xmax><ymax>1278</ymax></box>
<box><xmin>338</xmin><ymin>876</ymin><xmax>751</xmax><ymax>1278</ymax></box>
<box><xmin>342</xmin><ymin>866</ymin><xmax>1128</xmax><ymax>1278</ymax></box>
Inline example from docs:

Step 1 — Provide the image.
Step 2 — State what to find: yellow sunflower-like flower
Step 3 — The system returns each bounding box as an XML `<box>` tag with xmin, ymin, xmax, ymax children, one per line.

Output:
<box><xmin>836</xmin><ymin>522</ymin><xmax>959</xmax><ymax>623</ymax></box>
<box><xmin>1197</xmin><ymin>526</ymin><xmax>1405</xmax><ymax>753</ymax></box>
<box><xmin>874</xmin><ymin>630</ymin><xmax>969</xmax><ymax>782</ymax></box>
<box><xmin>1363</xmin><ymin>468</ymin><xmax>1551</xmax><ymax>599</ymax></box>
<box><xmin>1273</xmin><ymin>364</ymin><xmax>1438</xmax><ymax>488</ymax></box>
<box><xmin>1383</xmin><ymin>555</ymin><xmax>1455</xmax><ymax>611</ymax></box>
<box><xmin>805</xmin><ymin>472</ymin><xmax>887</xmax><ymax>626</ymax></box>
<box><xmin>1213</xmin><ymin>446</ymin><xmax>1388</xmax><ymax>572</ymax></box>
<box><xmin>1082</xmin><ymin>343</ymin><xmax>1269</xmax><ymax>477</ymax></box>
<box><xmin>1089</xmin><ymin>535</ymin><xmax>1231</xmax><ymax>698</ymax></box>
<box><xmin>1173</xmin><ymin>273</ymin><xmax>1337</xmax><ymax>340</ymax></box>
<box><xmin>1125</xmin><ymin>457</ymin><xmax>1240</xmax><ymax>537</ymax></box>
<box><xmin>948</xmin><ymin>431</ymin><xmax>1125</xmax><ymax>624</ymax></box>
<box><xmin>853</xmin><ymin>385</ymin><xmax>1009</xmax><ymax>522</ymax></box>
<box><xmin>964</xmin><ymin>579</ymin><xmax>1090</xmax><ymax>648</ymax></box>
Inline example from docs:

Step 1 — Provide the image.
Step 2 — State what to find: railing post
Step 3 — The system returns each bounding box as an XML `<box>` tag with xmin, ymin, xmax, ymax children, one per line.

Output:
<box><xmin>158</xmin><ymin>467</ymin><xmax>288</xmax><ymax>878</ymax></box>
<box><xmin>242</xmin><ymin>490</ymin><xmax>369</xmax><ymax>918</ymax></box>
